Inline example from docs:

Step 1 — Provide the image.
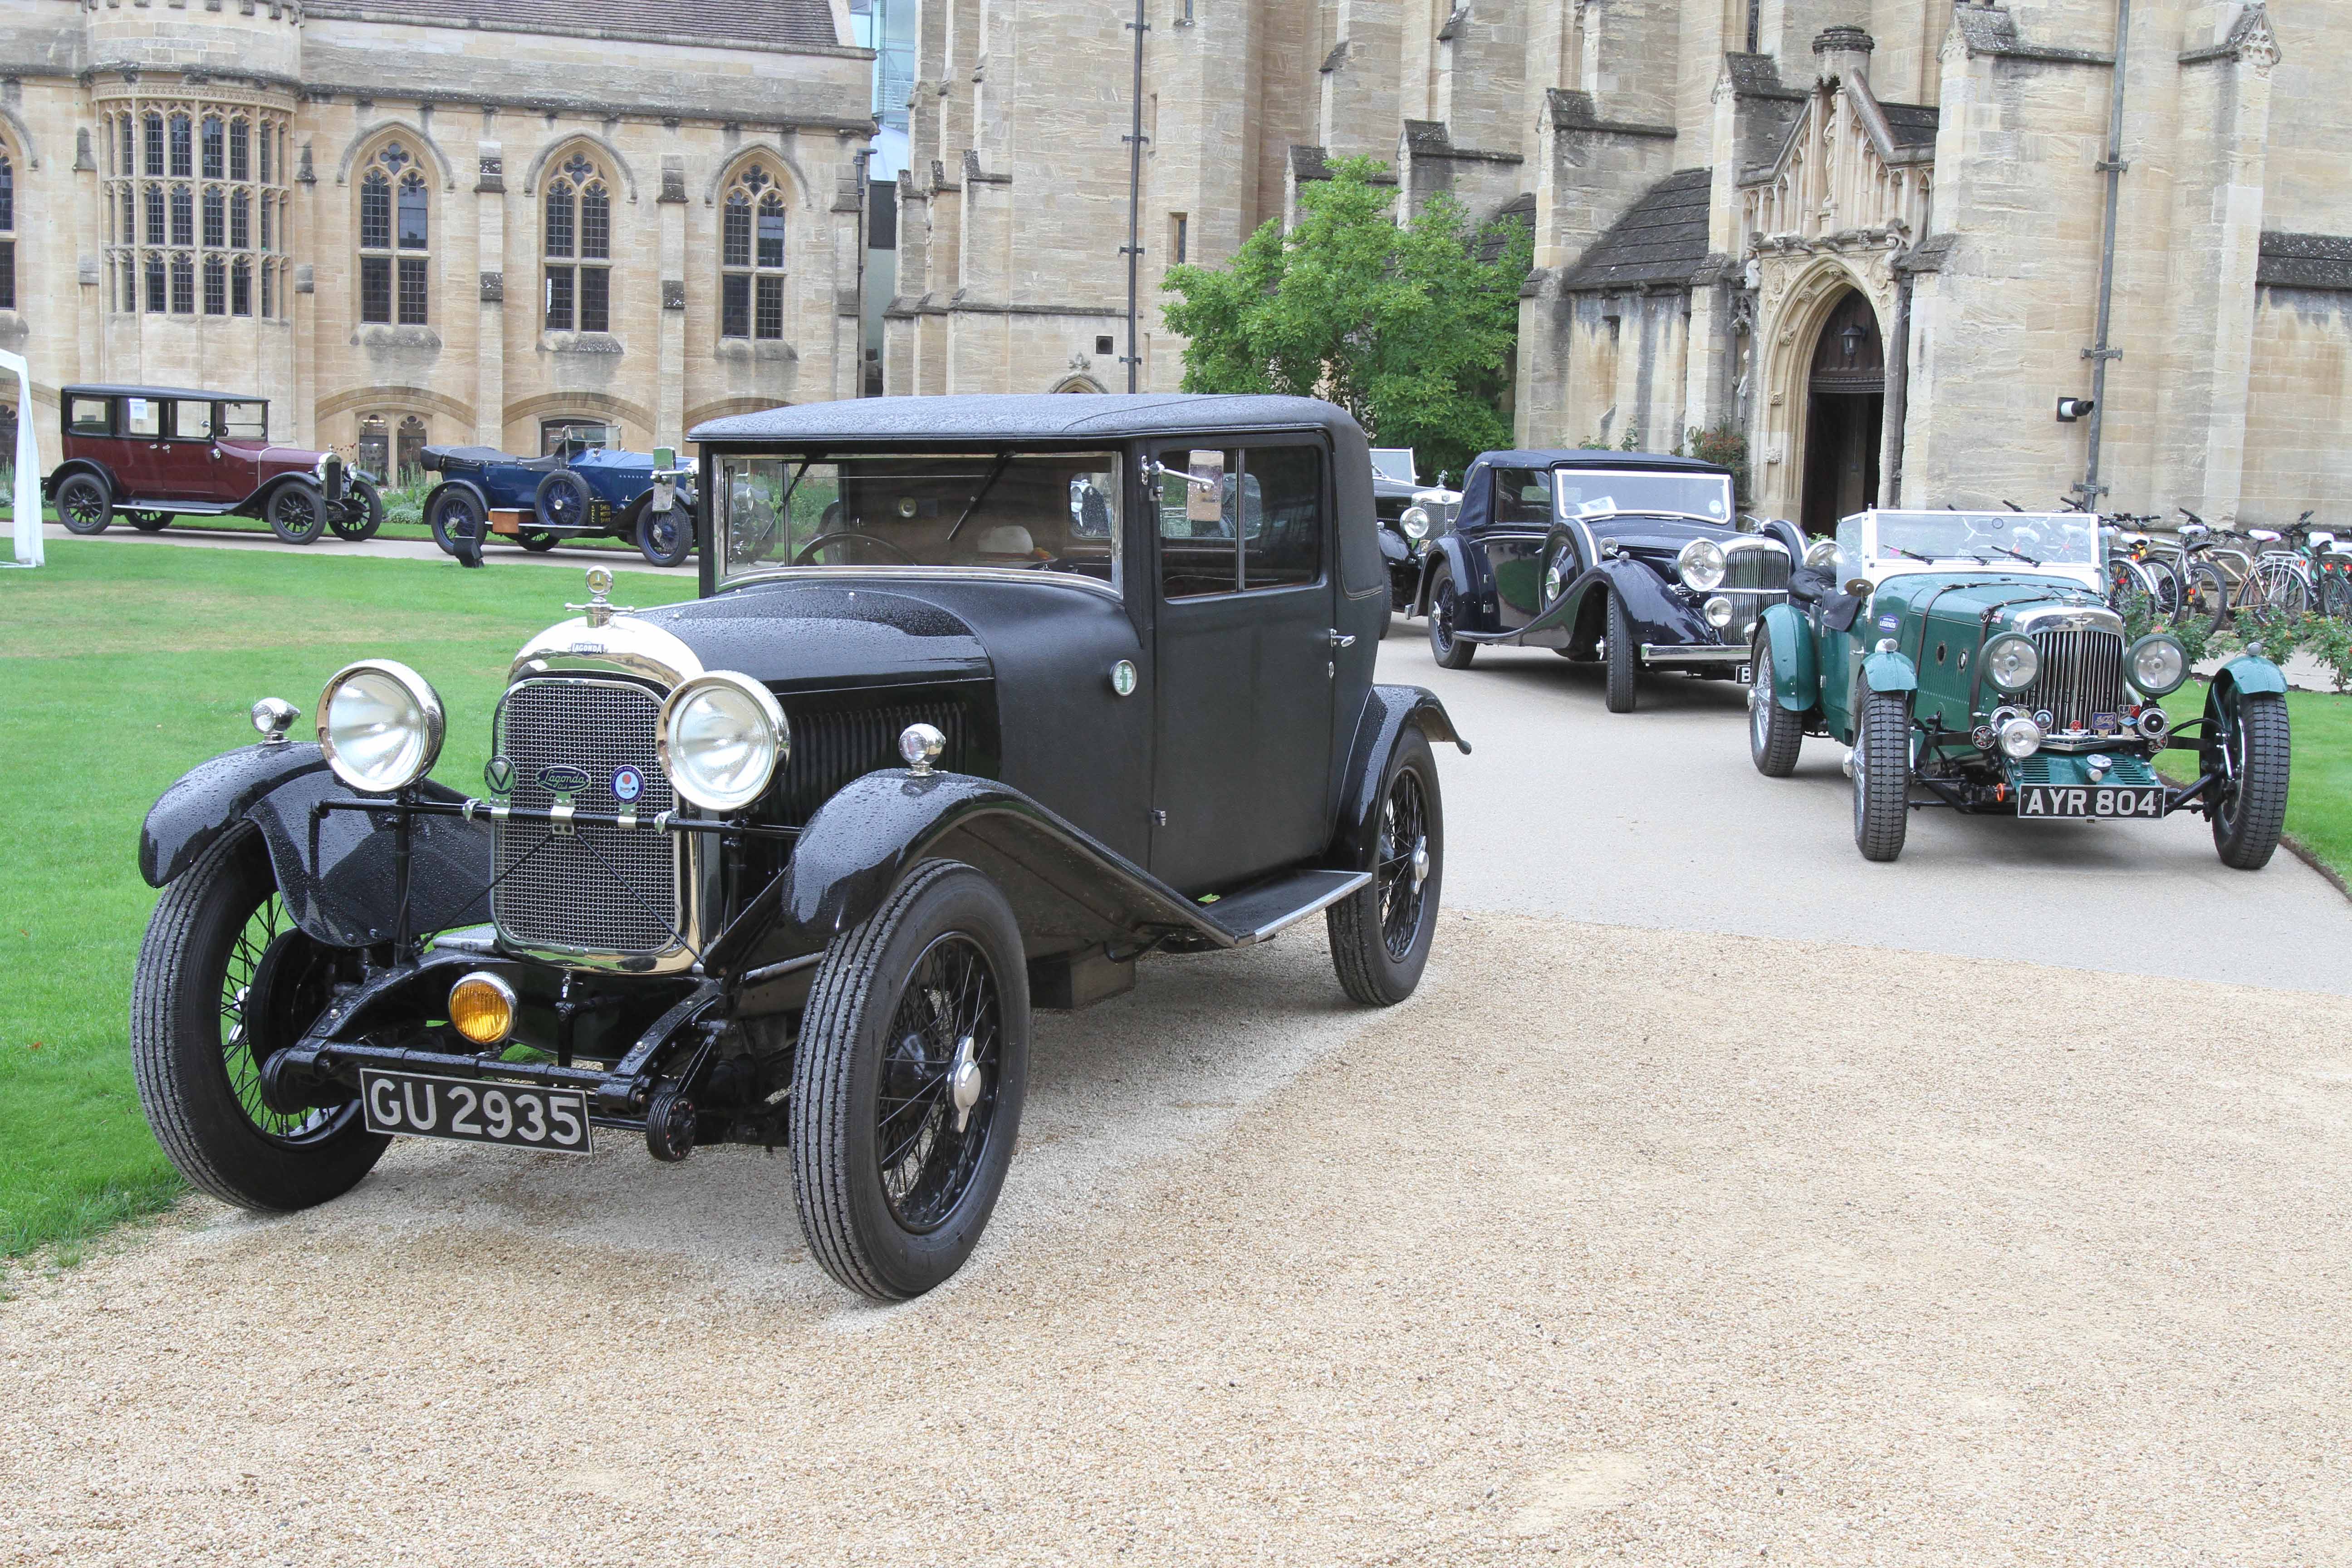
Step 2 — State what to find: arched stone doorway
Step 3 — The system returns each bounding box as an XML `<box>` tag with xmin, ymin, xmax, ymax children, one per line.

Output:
<box><xmin>1800</xmin><ymin>289</ymin><xmax>1885</xmax><ymax>535</ymax></box>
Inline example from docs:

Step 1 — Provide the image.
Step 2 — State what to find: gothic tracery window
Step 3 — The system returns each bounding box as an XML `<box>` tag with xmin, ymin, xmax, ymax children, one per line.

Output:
<box><xmin>105</xmin><ymin>96</ymin><xmax>287</xmax><ymax>318</ymax></box>
<box><xmin>358</xmin><ymin>139</ymin><xmax>430</xmax><ymax>326</ymax></box>
<box><xmin>720</xmin><ymin>163</ymin><xmax>788</xmax><ymax>341</ymax></box>
<box><xmin>543</xmin><ymin>151</ymin><xmax>612</xmax><ymax>333</ymax></box>
<box><xmin>0</xmin><ymin>147</ymin><xmax>14</xmax><ymax>313</ymax></box>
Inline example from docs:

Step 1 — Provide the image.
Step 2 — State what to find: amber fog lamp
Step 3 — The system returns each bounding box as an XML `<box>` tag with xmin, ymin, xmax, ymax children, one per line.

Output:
<box><xmin>317</xmin><ymin>660</ymin><xmax>445</xmax><ymax>793</ymax></box>
<box><xmin>447</xmin><ymin>972</ymin><xmax>518</xmax><ymax>1048</ymax></box>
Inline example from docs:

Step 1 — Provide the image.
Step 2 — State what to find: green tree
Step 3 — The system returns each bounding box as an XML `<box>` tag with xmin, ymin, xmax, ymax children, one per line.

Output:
<box><xmin>1160</xmin><ymin>156</ymin><xmax>1532</xmax><ymax>483</ymax></box>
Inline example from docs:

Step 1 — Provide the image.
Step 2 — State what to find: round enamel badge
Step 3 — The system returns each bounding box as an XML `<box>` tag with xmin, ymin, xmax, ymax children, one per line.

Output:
<box><xmin>611</xmin><ymin>764</ymin><xmax>646</xmax><ymax>804</ymax></box>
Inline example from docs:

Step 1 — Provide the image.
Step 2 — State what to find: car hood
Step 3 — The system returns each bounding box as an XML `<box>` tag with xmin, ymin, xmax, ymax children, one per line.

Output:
<box><xmin>632</xmin><ymin>580</ymin><xmax>993</xmax><ymax>691</ymax></box>
<box><xmin>217</xmin><ymin>439</ymin><xmax>323</xmax><ymax>466</ymax></box>
<box><xmin>1871</xmin><ymin>572</ymin><xmax>2111</xmax><ymax>629</ymax></box>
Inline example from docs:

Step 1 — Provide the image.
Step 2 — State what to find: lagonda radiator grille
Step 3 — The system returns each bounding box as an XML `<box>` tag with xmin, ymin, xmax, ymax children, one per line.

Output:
<box><xmin>492</xmin><ymin>678</ymin><xmax>680</xmax><ymax>956</ymax></box>
<box><xmin>772</xmin><ymin>697</ymin><xmax>970</xmax><ymax>826</ymax></box>
<box><xmin>1718</xmin><ymin>543</ymin><xmax>1791</xmax><ymax>644</ymax></box>
<box><xmin>2020</xmin><ymin>627</ymin><xmax>2129</xmax><ymax>734</ymax></box>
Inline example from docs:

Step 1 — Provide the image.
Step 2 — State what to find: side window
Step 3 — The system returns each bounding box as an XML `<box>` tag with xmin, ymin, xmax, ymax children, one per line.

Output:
<box><xmin>168</xmin><ymin>402</ymin><xmax>215</xmax><ymax>440</ymax></box>
<box><xmin>1834</xmin><ymin>514</ymin><xmax>1865</xmax><ymax>585</ymax></box>
<box><xmin>69</xmin><ymin>397</ymin><xmax>113</xmax><ymax>436</ymax></box>
<box><xmin>1494</xmin><ymin>467</ymin><xmax>1553</xmax><ymax>527</ymax></box>
<box><xmin>123</xmin><ymin>397</ymin><xmax>162</xmax><ymax>439</ymax></box>
<box><xmin>1158</xmin><ymin>447</ymin><xmax>1240</xmax><ymax>599</ymax></box>
<box><xmin>1240</xmin><ymin>445</ymin><xmax>1321</xmax><ymax>591</ymax></box>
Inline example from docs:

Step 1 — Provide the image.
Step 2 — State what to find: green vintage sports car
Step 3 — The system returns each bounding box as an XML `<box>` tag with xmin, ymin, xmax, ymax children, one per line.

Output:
<box><xmin>1749</xmin><ymin>509</ymin><xmax>2291</xmax><ymax>867</ymax></box>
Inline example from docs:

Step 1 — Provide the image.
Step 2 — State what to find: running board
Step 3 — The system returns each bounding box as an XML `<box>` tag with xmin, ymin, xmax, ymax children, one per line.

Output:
<box><xmin>1190</xmin><ymin>868</ymin><xmax>1372</xmax><ymax>946</ymax></box>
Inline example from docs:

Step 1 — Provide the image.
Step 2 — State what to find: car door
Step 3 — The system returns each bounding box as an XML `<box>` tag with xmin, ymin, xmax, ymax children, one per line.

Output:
<box><xmin>111</xmin><ymin>394</ymin><xmax>176</xmax><ymax>500</ymax></box>
<box><xmin>1485</xmin><ymin>466</ymin><xmax>1555</xmax><ymax>629</ymax></box>
<box><xmin>1147</xmin><ymin>439</ymin><xmax>1336</xmax><ymax>894</ymax></box>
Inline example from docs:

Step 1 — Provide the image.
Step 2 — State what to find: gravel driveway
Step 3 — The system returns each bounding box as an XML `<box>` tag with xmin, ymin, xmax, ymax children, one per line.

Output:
<box><xmin>7</xmin><ymin>911</ymin><xmax>2352</xmax><ymax>1565</ymax></box>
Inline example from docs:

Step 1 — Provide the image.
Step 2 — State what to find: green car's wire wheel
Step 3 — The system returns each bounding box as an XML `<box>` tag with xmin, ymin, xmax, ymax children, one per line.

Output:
<box><xmin>790</xmin><ymin>859</ymin><xmax>1029</xmax><ymax>1300</ymax></box>
<box><xmin>1749</xmin><ymin>634</ymin><xmax>1803</xmax><ymax>777</ymax></box>
<box><xmin>1603</xmin><ymin>589</ymin><xmax>1638</xmax><ymax>713</ymax></box>
<box><xmin>2206</xmin><ymin>686</ymin><xmax>2291</xmax><ymax>871</ymax></box>
<box><xmin>130</xmin><ymin>821</ymin><xmax>388</xmax><ymax>1211</ymax></box>
<box><xmin>56</xmin><ymin>471</ymin><xmax>113</xmax><ymax>534</ymax></box>
<box><xmin>1851</xmin><ymin>679</ymin><xmax>1910</xmax><ymax>863</ymax></box>
<box><xmin>1329</xmin><ymin>725</ymin><xmax>1442</xmax><ymax>1006</ymax></box>
<box><xmin>1426</xmin><ymin>565</ymin><xmax>1475</xmax><ymax>670</ymax></box>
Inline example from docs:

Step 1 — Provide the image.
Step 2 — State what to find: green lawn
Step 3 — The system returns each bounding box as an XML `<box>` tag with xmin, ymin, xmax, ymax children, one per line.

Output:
<box><xmin>2153</xmin><ymin>681</ymin><xmax>2352</xmax><ymax>886</ymax></box>
<box><xmin>0</xmin><ymin>542</ymin><xmax>697</xmax><ymax>1258</ymax></box>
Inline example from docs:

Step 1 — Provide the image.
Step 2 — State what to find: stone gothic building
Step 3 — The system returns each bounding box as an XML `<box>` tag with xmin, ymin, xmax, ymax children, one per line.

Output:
<box><xmin>892</xmin><ymin>1</ymin><xmax>2349</xmax><ymax>525</ymax></box>
<box><xmin>1</xmin><ymin>0</ymin><xmax>874</xmax><ymax>466</ymax></box>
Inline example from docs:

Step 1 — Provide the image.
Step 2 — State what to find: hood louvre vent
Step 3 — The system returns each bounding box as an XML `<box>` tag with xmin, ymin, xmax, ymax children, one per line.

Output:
<box><xmin>771</xmin><ymin>696</ymin><xmax>972</xmax><ymax>826</ymax></box>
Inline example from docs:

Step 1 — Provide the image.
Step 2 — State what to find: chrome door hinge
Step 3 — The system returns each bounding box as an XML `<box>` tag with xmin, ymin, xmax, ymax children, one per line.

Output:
<box><xmin>1328</xmin><ymin>628</ymin><xmax>1357</xmax><ymax>647</ymax></box>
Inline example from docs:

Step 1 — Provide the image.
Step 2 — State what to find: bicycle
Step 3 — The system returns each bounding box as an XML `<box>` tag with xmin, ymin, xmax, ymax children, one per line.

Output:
<box><xmin>2101</xmin><ymin>513</ymin><xmax>2183</xmax><ymax>616</ymax></box>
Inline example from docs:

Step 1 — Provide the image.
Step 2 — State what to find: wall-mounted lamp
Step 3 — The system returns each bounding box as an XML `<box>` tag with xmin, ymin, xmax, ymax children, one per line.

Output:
<box><xmin>2056</xmin><ymin>397</ymin><xmax>2096</xmax><ymax>423</ymax></box>
<box><xmin>1839</xmin><ymin>322</ymin><xmax>1865</xmax><ymax>358</ymax></box>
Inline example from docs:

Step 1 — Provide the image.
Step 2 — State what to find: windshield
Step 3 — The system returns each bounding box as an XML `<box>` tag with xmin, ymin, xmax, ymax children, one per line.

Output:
<box><xmin>1847</xmin><ymin>510</ymin><xmax>2099</xmax><ymax>570</ymax></box>
<box><xmin>1552</xmin><ymin>469</ymin><xmax>1734</xmax><ymax>525</ymax></box>
<box><xmin>218</xmin><ymin>401</ymin><xmax>268</xmax><ymax>440</ymax></box>
<box><xmin>1369</xmin><ymin>448</ymin><xmax>1417</xmax><ymax>485</ymax></box>
<box><xmin>717</xmin><ymin>451</ymin><xmax>1122</xmax><ymax>590</ymax></box>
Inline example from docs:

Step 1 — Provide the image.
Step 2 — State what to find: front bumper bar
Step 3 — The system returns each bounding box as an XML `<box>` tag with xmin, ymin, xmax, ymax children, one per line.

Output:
<box><xmin>1641</xmin><ymin>644</ymin><xmax>1748</xmax><ymax>666</ymax></box>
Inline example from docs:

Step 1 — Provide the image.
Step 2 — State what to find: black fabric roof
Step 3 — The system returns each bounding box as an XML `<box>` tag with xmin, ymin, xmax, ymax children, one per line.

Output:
<box><xmin>691</xmin><ymin>394</ymin><xmax>1366</xmax><ymax>446</ymax></box>
<box><xmin>63</xmin><ymin>383</ymin><xmax>261</xmax><ymax>402</ymax></box>
<box><xmin>318</xmin><ymin>0</ymin><xmax>839</xmax><ymax>48</ymax></box>
<box><xmin>1563</xmin><ymin>169</ymin><xmax>1713</xmax><ymax>293</ymax></box>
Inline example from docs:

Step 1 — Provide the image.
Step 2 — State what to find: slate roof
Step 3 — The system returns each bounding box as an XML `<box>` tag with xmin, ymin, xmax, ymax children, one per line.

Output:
<box><xmin>1878</xmin><ymin>101</ymin><xmax>1940</xmax><ymax>151</ymax></box>
<box><xmin>2258</xmin><ymin>232</ymin><xmax>2352</xmax><ymax>291</ymax></box>
<box><xmin>1563</xmin><ymin>168</ymin><xmax>1713</xmax><ymax>293</ymax></box>
<box><xmin>315</xmin><ymin>0</ymin><xmax>840</xmax><ymax>49</ymax></box>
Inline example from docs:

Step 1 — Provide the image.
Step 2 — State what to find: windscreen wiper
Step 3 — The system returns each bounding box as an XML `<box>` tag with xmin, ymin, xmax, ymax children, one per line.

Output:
<box><xmin>942</xmin><ymin>452</ymin><xmax>1015</xmax><ymax>550</ymax></box>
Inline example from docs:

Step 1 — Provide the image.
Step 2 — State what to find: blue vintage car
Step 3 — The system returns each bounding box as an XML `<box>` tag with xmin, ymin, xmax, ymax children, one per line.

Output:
<box><xmin>418</xmin><ymin>439</ymin><xmax>697</xmax><ymax>568</ymax></box>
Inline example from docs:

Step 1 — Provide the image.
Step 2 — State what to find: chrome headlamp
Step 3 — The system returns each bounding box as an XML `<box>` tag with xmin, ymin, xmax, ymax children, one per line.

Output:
<box><xmin>317</xmin><ymin>661</ymin><xmax>445</xmax><ymax>794</ymax></box>
<box><xmin>657</xmin><ymin>671</ymin><xmax>788</xmax><ymax>813</ymax></box>
<box><xmin>1677</xmin><ymin>538</ymin><xmax>1726</xmax><ymax>593</ymax></box>
<box><xmin>2126</xmin><ymin>633</ymin><xmax>2188</xmax><ymax>697</ymax></box>
<box><xmin>1803</xmin><ymin>538</ymin><xmax>1839</xmax><ymax>573</ymax></box>
<box><xmin>1983</xmin><ymin>632</ymin><xmax>2040</xmax><ymax>693</ymax></box>
<box><xmin>1399</xmin><ymin>505</ymin><xmax>1431</xmax><ymax>543</ymax></box>
<box><xmin>1998</xmin><ymin>715</ymin><xmax>2044</xmax><ymax>760</ymax></box>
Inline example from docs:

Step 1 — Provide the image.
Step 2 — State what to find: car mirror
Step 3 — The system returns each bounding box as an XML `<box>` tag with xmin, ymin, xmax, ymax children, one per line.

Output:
<box><xmin>1843</xmin><ymin>577</ymin><xmax>1872</xmax><ymax>598</ymax></box>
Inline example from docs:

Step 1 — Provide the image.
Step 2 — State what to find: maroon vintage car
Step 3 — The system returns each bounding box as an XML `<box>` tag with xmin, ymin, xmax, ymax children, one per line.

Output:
<box><xmin>45</xmin><ymin>384</ymin><xmax>382</xmax><ymax>545</ymax></box>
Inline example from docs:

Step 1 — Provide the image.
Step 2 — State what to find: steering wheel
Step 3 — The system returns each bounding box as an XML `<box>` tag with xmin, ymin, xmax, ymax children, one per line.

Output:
<box><xmin>792</xmin><ymin>530</ymin><xmax>920</xmax><ymax>567</ymax></box>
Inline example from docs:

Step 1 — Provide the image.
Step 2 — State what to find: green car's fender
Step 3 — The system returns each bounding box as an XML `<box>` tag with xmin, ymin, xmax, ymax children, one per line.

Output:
<box><xmin>2212</xmin><ymin>651</ymin><xmax>2288</xmax><ymax>698</ymax></box>
<box><xmin>1861</xmin><ymin>647</ymin><xmax>1918</xmax><ymax>695</ymax></box>
<box><xmin>1757</xmin><ymin>602</ymin><xmax>1818</xmax><ymax>713</ymax></box>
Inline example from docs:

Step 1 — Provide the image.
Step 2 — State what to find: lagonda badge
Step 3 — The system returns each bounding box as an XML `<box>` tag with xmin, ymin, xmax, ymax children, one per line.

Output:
<box><xmin>485</xmin><ymin>755</ymin><xmax>516</xmax><ymax>794</ymax></box>
<box><xmin>538</xmin><ymin>763</ymin><xmax>591</xmax><ymax>796</ymax></box>
<box><xmin>611</xmin><ymin>764</ymin><xmax>646</xmax><ymax>804</ymax></box>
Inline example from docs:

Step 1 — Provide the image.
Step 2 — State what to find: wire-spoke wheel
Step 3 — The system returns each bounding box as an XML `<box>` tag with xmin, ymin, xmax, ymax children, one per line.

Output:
<box><xmin>1749</xmin><ymin>632</ymin><xmax>1804</xmax><ymax>777</ymax></box>
<box><xmin>2205</xmin><ymin>685</ymin><xmax>2291</xmax><ymax>871</ymax></box>
<box><xmin>1427</xmin><ymin>566</ymin><xmax>1475</xmax><ymax>669</ymax></box>
<box><xmin>131</xmin><ymin>822</ymin><xmax>387</xmax><ymax>1210</ymax></box>
<box><xmin>791</xmin><ymin>860</ymin><xmax>1029</xmax><ymax>1300</ymax></box>
<box><xmin>1329</xmin><ymin>725</ymin><xmax>1443</xmax><ymax>1005</ymax></box>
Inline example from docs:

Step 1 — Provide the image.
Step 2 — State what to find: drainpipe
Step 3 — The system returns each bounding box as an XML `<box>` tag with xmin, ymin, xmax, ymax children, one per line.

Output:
<box><xmin>1122</xmin><ymin>0</ymin><xmax>1148</xmax><ymax>393</ymax></box>
<box><xmin>2077</xmin><ymin>0</ymin><xmax>2132</xmax><ymax>508</ymax></box>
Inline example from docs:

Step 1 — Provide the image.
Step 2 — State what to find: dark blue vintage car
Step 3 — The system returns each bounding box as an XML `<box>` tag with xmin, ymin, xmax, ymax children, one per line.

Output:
<box><xmin>1414</xmin><ymin>449</ymin><xmax>1803</xmax><ymax>711</ymax></box>
<box><xmin>418</xmin><ymin>439</ymin><xmax>697</xmax><ymax>568</ymax></box>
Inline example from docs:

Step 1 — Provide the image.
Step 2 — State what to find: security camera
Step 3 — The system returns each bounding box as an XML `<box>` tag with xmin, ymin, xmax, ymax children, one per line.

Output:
<box><xmin>2056</xmin><ymin>397</ymin><xmax>2096</xmax><ymax>422</ymax></box>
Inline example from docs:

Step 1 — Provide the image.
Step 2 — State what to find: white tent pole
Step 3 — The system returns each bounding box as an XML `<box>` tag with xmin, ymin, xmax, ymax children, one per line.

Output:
<box><xmin>1</xmin><ymin>348</ymin><xmax>39</xmax><ymax>568</ymax></box>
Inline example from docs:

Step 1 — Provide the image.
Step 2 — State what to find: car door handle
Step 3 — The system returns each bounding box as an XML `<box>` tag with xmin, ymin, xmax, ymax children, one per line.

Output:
<box><xmin>1328</xmin><ymin>629</ymin><xmax>1356</xmax><ymax>648</ymax></box>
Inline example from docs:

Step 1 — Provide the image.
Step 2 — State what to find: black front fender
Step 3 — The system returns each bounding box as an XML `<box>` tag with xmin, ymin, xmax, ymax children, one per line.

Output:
<box><xmin>1326</xmin><ymin>686</ymin><xmax>1471</xmax><ymax>874</ymax></box>
<box><xmin>706</xmin><ymin>771</ymin><xmax>1233</xmax><ymax>975</ymax></box>
<box><xmin>142</xmin><ymin>743</ymin><xmax>493</xmax><ymax>947</ymax></box>
<box><xmin>1510</xmin><ymin>556</ymin><xmax>1713</xmax><ymax>648</ymax></box>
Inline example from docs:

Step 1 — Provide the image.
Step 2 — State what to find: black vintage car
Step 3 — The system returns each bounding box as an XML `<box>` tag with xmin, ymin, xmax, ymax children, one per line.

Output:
<box><xmin>1416</xmin><ymin>449</ymin><xmax>1803</xmax><ymax>711</ymax></box>
<box><xmin>130</xmin><ymin>394</ymin><xmax>1466</xmax><ymax>1301</ymax></box>
<box><xmin>1370</xmin><ymin>447</ymin><xmax>1460</xmax><ymax>628</ymax></box>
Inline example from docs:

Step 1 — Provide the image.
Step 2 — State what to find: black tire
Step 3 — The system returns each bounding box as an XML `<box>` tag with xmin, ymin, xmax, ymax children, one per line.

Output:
<box><xmin>1749</xmin><ymin>632</ymin><xmax>1803</xmax><ymax>777</ymax></box>
<box><xmin>1328</xmin><ymin>725</ymin><xmax>1443</xmax><ymax>1005</ymax></box>
<box><xmin>2207</xmin><ymin>687</ymin><xmax>2291</xmax><ymax>871</ymax></box>
<box><xmin>328</xmin><ymin>478</ymin><xmax>384</xmax><ymax>542</ymax></box>
<box><xmin>635</xmin><ymin>500</ymin><xmax>694</xmax><ymax>568</ymax></box>
<box><xmin>1377</xmin><ymin>598</ymin><xmax>1396</xmax><ymax>641</ymax></box>
<box><xmin>129</xmin><ymin>822</ymin><xmax>389</xmax><ymax>1211</ymax></box>
<box><xmin>1852</xmin><ymin>679</ymin><xmax>1910</xmax><ymax>862</ymax></box>
<box><xmin>426</xmin><ymin>488</ymin><xmax>486</xmax><ymax>561</ymax></box>
<box><xmin>518</xmin><ymin>530</ymin><xmax>561</xmax><ymax>553</ymax></box>
<box><xmin>1427</xmin><ymin>565</ymin><xmax>1475</xmax><ymax>669</ymax></box>
<box><xmin>534</xmin><ymin>469</ymin><xmax>594</xmax><ymax>534</ymax></box>
<box><xmin>56</xmin><ymin>472</ymin><xmax>113</xmax><ymax>534</ymax></box>
<box><xmin>1603</xmin><ymin>589</ymin><xmax>1638</xmax><ymax>713</ymax></box>
<box><xmin>2186</xmin><ymin>561</ymin><xmax>2232</xmax><ymax>634</ymax></box>
<box><xmin>789</xmin><ymin>860</ymin><xmax>1030</xmax><ymax>1300</ymax></box>
<box><xmin>2320</xmin><ymin>572</ymin><xmax>2352</xmax><ymax>626</ymax></box>
<box><xmin>264</xmin><ymin>482</ymin><xmax>326</xmax><ymax>545</ymax></box>
<box><xmin>128</xmin><ymin>510</ymin><xmax>173</xmax><ymax>533</ymax></box>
